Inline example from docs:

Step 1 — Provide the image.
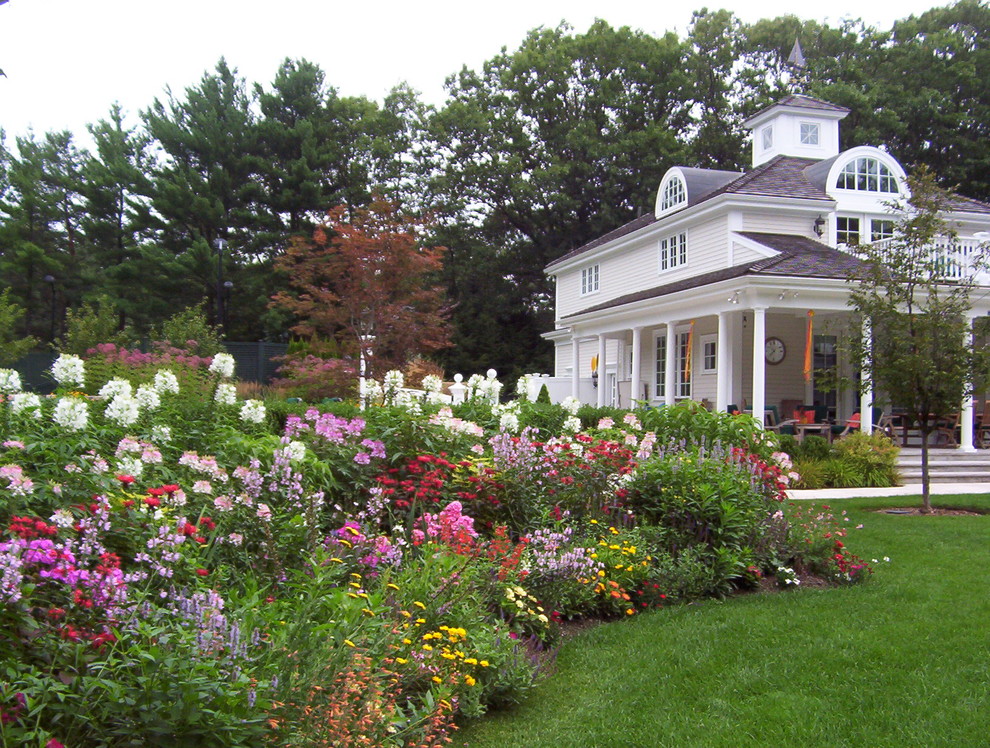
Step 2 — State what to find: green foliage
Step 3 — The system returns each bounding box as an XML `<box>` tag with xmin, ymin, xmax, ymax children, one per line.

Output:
<box><xmin>639</xmin><ymin>401</ymin><xmax>780</xmax><ymax>461</ymax></box>
<box><xmin>832</xmin><ymin>432</ymin><xmax>900</xmax><ymax>487</ymax></box>
<box><xmin>535</xmin><ymin>384</ymin><xmax>551</xmax><ymax>404</ymax></box>
<box><xmin>820</xmin><ymin>457</ymin><xmax>865</xmax><ymax>488</ymax></box>
<box><xmin>154</xmin><ymin>303</ymin><xmax>226</xmax><ymax>356</ymax></box>
<box><xmin>0</xmin><ymin>288</ymin><xmax>37</xmax><ymax>364</ymax></box>
<box><xmin>799</xmin><ymin>435</ymin><xmax>833</xmax><ymax>462</ymax></box>
<box><xmin>59</xmin><ymin>294</ymin><xmax>135</xmax><ymax>354</ymax></box>
<box><xmin>792</xmin><ymin>459</ymin><xmax>826</xmax><ymax>489</ymax></box>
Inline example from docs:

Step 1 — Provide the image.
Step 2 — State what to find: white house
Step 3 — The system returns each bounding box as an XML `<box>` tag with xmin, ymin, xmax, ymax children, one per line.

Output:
<box><xmin>542</xmin><ymin>94</ymin><xmax>990</xmax><ymax>445</ymax></box>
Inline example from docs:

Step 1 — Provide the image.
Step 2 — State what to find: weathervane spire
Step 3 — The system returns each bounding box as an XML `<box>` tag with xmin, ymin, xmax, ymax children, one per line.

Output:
<box><xmin>786</xmin><ymin>37</ymin><xmax>808</xmax><ymax>93</ymax></box>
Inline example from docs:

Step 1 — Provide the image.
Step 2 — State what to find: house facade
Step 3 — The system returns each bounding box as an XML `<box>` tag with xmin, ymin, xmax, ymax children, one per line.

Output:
<box><xmin>543</xmin><ymin>94</ymin><xmax>990</xmax><ymax>446</ymax></box>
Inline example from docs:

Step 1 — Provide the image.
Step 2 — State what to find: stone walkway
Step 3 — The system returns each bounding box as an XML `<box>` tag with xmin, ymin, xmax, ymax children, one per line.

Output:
<box><xmin>787</xmin><ymin>483</ymin><xmax>990</xmax><ymax>500</ymax></box>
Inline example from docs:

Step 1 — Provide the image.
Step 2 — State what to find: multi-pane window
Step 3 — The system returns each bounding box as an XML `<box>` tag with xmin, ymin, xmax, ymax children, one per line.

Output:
<box><xmin>661</xmin><ymin>176</ymin><xmax>686</xmax><ymax>211</ymax></box>
<box><xmin>659</xmin><ymin>233</ymin><xmax>687</xmax><ymax>272</ymax></box>
<box><xmin>702</xmin><ymin>336</ymin><xmax>717</xmax><ymax>373</ymax></box>
<box><xmin>654</xmin><ymin>335</ymin><xmax>666</xmax><ymax>399</ymax></box>
<box><xmin>836</xmin><ymin>216</ymin><xmax>861</xmax><ymax>245</ymax></box>
<box><xmin>835</xmin><ymin>157</ymin><xmax>898</xmax><ymax>193</ymax></box>
<box><xmin>871</xmin><ymin>219</ymin><xmax>894</xmax><ymax>242</ymax></box>
<box><xmin>762</xmin><ymin>126</ymin><xmax>773</xmax><ymax>151</ymax></box>
<box><xmin>799</xmin><ymin>122</ymin><xmax>820</xmax><ymax>145</ymax></box>
<box><xmin>581</xmin><ymin>265</ymin><xmax>599</xmax><ymax>295</ymax></box>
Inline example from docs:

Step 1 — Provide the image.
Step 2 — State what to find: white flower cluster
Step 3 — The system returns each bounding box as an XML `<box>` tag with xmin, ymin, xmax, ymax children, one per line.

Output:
<box><xmin>283</xmin><ymin>440</ymin><xmax>307</xmax><ymax>462</ymax></box>
<box><xmin>467</xmin><ymin>369</ymin><xmax>502</xmax><ymax>404</ymax></box>
<box><xmin>560</xmin><ymin>396</ymin><xmax>581</xmax><ymax>415</ymax></box>
<box><xmin>153</xmin><ymin>369</ymin><xmax>180</xmax><ymax>394</ymax></box>
<box><xmin>240</xmin><ymin>399</ymin><xmax>267</xmax><ymax>424</ymax></box>
<box><xmin>516</xmin><ymin>374</ymin><xmax>533</xmax><ymax>402</ymax></box>
<box><xmin>421</xmin><ymin>374</ymin><xmax>443</xmax><ymax>393</ymax></box>
<box><xmin>214</xmin><ymin>382</ymin><xmax>238</xmax><ymax>405</ymax></box>
<box><xmin>208</xmin><ymin>352</ymin><xmax>236</xmax><ymax>378</ymax></box>
<box><xmin>104</xmin><ymin>393</ymin><xmax>141</xmax><ymax>427</ymax></box>
<box><xmin>563</xmin><ymin>416</ymin><xmax>582</xmax><ymax>433</ymax></box>
<box><xmin>53</xmin><ymin>397</ymin><xmax>89</xmax><ymax>431</ymax></box>
<box><xmin>51</xmin><ymin>354</ymin><xmax>86</xmax><ymax>388</ymax></box>
<box><xmin>495</xmin><ymin>401</ymin><xmax>522</xmax><ymax>433</ymax></box>
<box><xmin>0</xmin><ymin>369</ymin><xmax>22</xmax><ymax>393</ymax></box>
<box><xmin>360</xmin><ymin>377</ymin><xmax>384</xmax><ymax>405</ymax></box>
<box><xmin>151</xmin><ymin>425</ymin><xmax>172</xmax><ymax>443</ymax></box>
<box><xmin>135</xmin><ymin>384</ymin><xmax>161</xmax><ymax>411</ymax></box>
<box><xmin>9</xmin><ymin>392</ymin><xmax>43</xmax><ymax>418</ymax></box>
<box><xmin>98</xmin><ymin>378</ymin><xmax>133</xmax><ymax>400</ymax></box>
<box><xmin>383</xmin><ymin>369</ymin><xmax>405</xmax><ymax>393</ymax></box>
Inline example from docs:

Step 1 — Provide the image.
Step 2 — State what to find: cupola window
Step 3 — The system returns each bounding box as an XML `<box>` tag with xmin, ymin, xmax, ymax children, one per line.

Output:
<box><xmin>660</xmin><ymin>176</ymin><xmax>686</xmax><ymax>212</ymax></box>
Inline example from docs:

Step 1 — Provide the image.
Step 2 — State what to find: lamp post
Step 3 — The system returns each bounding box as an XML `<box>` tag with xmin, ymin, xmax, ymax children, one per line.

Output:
<box><xmin>223</xmin><ymin>280</ymin><xmax>233</xmax><ymax>333</ymax></box>
<box><xmin>43</xmin><ymin>274</ymin><xmax>56</xmax><ymax>343</ymax></box>
<box><xmin>215</xmin><ymin>238</ymin><xmax>227</xmax><ymax>332</ymax></box>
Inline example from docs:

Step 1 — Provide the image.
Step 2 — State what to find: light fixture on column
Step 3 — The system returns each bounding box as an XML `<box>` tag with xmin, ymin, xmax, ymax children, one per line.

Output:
<box><xmin>813</xmin><ymin>215</ymin><xmax>826</xmax><ymax>238</ymax></box>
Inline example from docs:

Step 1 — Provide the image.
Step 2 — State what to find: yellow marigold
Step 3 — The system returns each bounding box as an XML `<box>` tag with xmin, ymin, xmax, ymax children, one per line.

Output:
<box><xmin>480</xmin><ymin>660</ymin><xmax>490</xmax><ymax>667</ymax></box>
<box><xmin>422</xmin><ymin>644</ymin><xmax>433</xmax><ymax>651</ymax></box>
<box><xmin>396</xmin><ymin>657</ymin><xmax>408</xmax><ymax>665</ymax></box>
<box><xmin>413</xmin><ymin>601</ymin><xmax>426</xmax><ymax>609</ymax></box>
<box><xmin>432</xmin><ymin>676</ymin><xmax>442</xmax><ymax>684</ymax></box>
<box><xmin>465</xmin><ymin>675</ymin><xmax>476</xmax><ymax>687</ymax></box>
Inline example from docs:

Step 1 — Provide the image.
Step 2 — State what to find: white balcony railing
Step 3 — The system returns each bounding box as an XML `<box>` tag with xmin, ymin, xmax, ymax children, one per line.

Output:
<box><xmin>846</xmin><ymin>237</ymin><xmax>990</xmax><ymax>284</ymax></box>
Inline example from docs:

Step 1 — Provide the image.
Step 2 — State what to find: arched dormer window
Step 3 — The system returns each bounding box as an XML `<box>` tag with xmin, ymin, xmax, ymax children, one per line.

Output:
<box><xmin>835</xmin><ymin>157</ymin><xmax>899</xmax><ymax>193</ymax></box>
<box><xmin>656</xmin><ymin>170</ymin><xmax>687</xmax><ymax>217</ymax></box>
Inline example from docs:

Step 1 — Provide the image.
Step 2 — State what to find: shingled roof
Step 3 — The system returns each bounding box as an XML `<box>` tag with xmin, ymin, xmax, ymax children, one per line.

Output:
<box><xmin>562</xmin><ymin>233</ymin><xmax>860</xmax><ymax>318</ymax></box>
<box><xmin>547</xmin><ymin>156</ymin><xmax>832</xmax><ymax>271</ymax></box>
<box><xmin>745</xmin><ymin>94</ymin><xmax>850</xmax><ymax>124</ymax></box>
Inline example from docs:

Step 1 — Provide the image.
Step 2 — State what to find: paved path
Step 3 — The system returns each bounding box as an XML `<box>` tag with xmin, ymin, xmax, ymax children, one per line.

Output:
<box><xmin>787</xmin><ymin>483</ymin><xmax>990</xmax><ymax>500</ymax></box>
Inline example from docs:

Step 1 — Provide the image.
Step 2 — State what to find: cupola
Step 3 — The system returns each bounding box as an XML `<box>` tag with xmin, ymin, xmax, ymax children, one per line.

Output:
<box><xmin>742</xmin><ymin>94</ymin><xmax>849</xmax><ymax>168</ymax></box>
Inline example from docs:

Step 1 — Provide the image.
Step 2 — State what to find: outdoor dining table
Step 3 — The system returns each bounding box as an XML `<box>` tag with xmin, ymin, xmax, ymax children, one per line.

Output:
<box><xmin>793</xmin><ymin>422</ymin><xmax>830</xmax><ymax>442</ymax></box>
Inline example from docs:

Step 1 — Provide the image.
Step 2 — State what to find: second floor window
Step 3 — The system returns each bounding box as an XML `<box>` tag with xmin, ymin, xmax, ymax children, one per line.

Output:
<box><xmin>871</xmin><ymin>219</ymin><xmax>894</xmax><ymax>242</ymax></box>
<box><xmin>836</xmin><ymin>216</ymin><xmax>860</xmax><ymax>245</ymax></box>
<box><xmin>581</xmin><ymin>265</ymin><xmax>599</xmax><ymax>295</ymax></box>
<box><xmin>659</xmin><ymin>233</ymin><xmax>687</xmax><ymax>272</ymax></box>
<box><xmin>836</xmin><ymin>157</ymin><xmax>898</xmax><ymax>193</ymax></box>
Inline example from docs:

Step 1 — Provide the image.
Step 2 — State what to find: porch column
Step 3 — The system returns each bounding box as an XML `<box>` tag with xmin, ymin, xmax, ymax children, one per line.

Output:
<box><xmin>860</xmin><ymin>319</ymin><xmax>873</xmax><ymax>434</ymax></box>
<box><xmin>630</xmin><ymin>326</ymin><xmax>643</xmax><ymax>409</ymax></box>
<box><xmin>665</xmin><ymin>320</ymin><xmax>677</xmax><ymax>406</ymax></box>
<box><xmin>571</xmin><ymin>336</ymin><xmax>580</xmax><ymax>399</ymax></box>
<box><xmin>751</xmin><ymin>307</ymin><xmax>766</xmax><ymax>426</ymax></box>
<box><xmin>716</xmin><ymin>311</ymin><xmax>730</xmax><ymax>412</ymax></box>
<box><xmin>959</xmin><ymin>315</ymin><xmax>978</xmax><ymax>452</ymax></box>
<box><xmin>596</xmin><ymin>333</ymin><xmax>606</xmax><ymax>407</ymax></box>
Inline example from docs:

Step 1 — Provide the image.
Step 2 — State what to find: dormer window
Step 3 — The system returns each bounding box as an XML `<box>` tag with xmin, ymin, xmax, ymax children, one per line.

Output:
<box><xmin>581</xmin><ymin>265</ymin><xmax>599</xmax><ymax>295</ymax></box>
<box><xmin>800</xmin><ymin>122</ymin><xmax>820</xmax><ymax>145</ymax></box>
<box><xmin>836</xmin><ymin>157</ymin><xmax>899</xmax><ymax>193</ymax></box>
<box><xmin>761</xmin><ymin>126</ymin><xmax>773</xmax><ymax>151</ymax></box>
<box><xmin>660</xmin><ymin>175</ymin><xmax>686</xmax><ymax>212</ymax></box>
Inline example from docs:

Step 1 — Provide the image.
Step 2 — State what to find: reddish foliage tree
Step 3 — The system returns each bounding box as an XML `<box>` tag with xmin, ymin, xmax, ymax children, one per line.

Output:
<box><xmin>272</xmin><ymin>198</ymin><xmax>451</xmax><ymax>376</ymax></box>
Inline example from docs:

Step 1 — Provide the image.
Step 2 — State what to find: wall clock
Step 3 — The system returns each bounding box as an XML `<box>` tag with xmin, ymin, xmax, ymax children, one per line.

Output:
<box><xmin>764</xmin><ymin>337</ymin><xmax>786</xmax><ymax>365</ymax></box>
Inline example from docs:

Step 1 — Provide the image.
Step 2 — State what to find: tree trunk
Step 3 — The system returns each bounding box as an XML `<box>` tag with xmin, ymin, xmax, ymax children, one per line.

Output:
<box><xmin>919</xmin><ymin>425</ymin><xmax>932</xmax><ymax>513</ymax></box>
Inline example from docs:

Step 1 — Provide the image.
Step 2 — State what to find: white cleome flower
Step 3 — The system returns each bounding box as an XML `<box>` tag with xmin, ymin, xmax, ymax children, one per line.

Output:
<box><xmin>383</xmin><ymin>370</ymin><xmax>404</xmax><ymax>391</ymax></box>
<box><xmin>421</xmin><ymin>374</ymin><xmax>443</xmax><ymax>393</ymax></box>
<box><xmin>51</xmin><ymin>354</ymin><xmax>86</xmax><ymax>388</ymax></box>
<box><xmin>135</xmin><ymin>384</ymin><xmax>161</xmax><ymax>411</ymax></box>
<box><xmin>208</xmin><ymin>352</ymin><xmax>236</xmax><ymax>378</ymax></box>
<box><xmin>0</xmin><ymin>369</ymin><xmax>22</xmax><ymax>394</ymax></box>
<box><xmin>563</xmin><ymin>416</ymin><xmax>582</xmax><ymax>433</ymax></box>
<box><xmin>152</xmin><ymin>369</ymin><xmax>180</xmax><ymax>394</ymax></box>
<box><xmin>283</xmin><ymin>440</ymin><xmax>307</xmax><ymax>462</ymax></box>
<box><xmin>560</xmin><ymin>396</ymin><xmax>581</xmax><ymax>415</ymax></box>
<box><xmin>9</xmin><ymin>392</ymin><xmax>43</xmax><ymax>418</ymax></box>
<box><xmin>105</xmin><ymin>394</ymin><xmax>141</xmax><ymax>427</ymax></box>
<box><xmin>239</xmin><ymin>399</ymin><xmax>267</xmax><ymax>424</ymax></box>
<box><xmin>151</xmin><ymin>425</ymin><xmax>172</xmax><ymax>443</ymax></box>
<box><xmin>98</xmin><ymin>378</ymin><xmax>133</xmax><ymax>400</ymax></box>
<box><xmin>53</xmin><ymin>397</ymin><xmax>89</xmax><ymax>431</ymax></box>
<box><xmin>214</xmin><ymin>382</ymin><xmax>237</xmax><ymax>405</ymax></box>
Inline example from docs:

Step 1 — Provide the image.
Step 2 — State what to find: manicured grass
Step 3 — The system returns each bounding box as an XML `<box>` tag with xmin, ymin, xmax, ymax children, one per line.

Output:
<box><xmin>456</xmin><ymin>495</ymin><xmax>990</xmax><ymax>748</ymax></box>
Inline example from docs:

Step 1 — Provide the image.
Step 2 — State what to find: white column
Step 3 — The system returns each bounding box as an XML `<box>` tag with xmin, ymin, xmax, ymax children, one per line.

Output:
<box><xmin>596</xmin><ymin>334</ymin><xmax>606</xmax><ymax>407</ymax></box>
<box><xmin>860</xmin><ymin>319</ymin><xmax>873</xmax><ymax>434</ymax></box>
<box><xmin>960</xmin><ymin>315</ymin><xmax>978</xmax><ymax>452</ymax></box>
<box><xmin>751</xmin><ymin>307</ymin><xmax>766</xmax><ymax>426</ymax></box>
<box><xmin>716</xmin><ymin>311</ymin><xmax>730</xmax><ymax>412</ymax></box>
<box><xmin>630</xmin><ymin>327</ymin><xmax>643</xmax><ymax>409</ymax></box>
<box><xmin>571</xmin><ymin>336</ymin><xmax>581</xmax><ymax>399</ymax></box>
<box><xmin>665</xmin><ymin>320</ymin><xmax>677</xmax><ymax>407</ymax></box>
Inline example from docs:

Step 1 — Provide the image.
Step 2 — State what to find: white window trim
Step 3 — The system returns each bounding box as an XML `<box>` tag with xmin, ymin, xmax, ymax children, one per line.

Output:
<box><xmin>653</xmin><ymin>327</ymin><xmax>693</xmax><ymax>401</ymax></box>
<box><xmin>675</xmin><ymin>329</ymin><xmax>692</xmax><ymax>399</ymax></box>
<box><xmin>580</xmin><ymin>264</ymin><xmax>600</xmax><ymax>296</ymax></box>
<box><xmin>658</xmin><ymin>231</ymin><xmax>688</xmax><ymax>274</ymax></box>
<box><xmin>761</xmin><ymin>125</ymin><xmax>773</xmax><ymax>151</ymax></box>
<box><xmin>653</xmin><ymin>331</ymin><xmax>667</xmax><ymax>401</ymax></box>
<box><xmin>799</xmin><ymin>121</ymin><xmax>820</xmax><ymax>146</ymax></box>
<box><xmin>835</xmin><ymin>156</ymin><xmax>899</xmax><ymax>194</ymax></box>
<box><xmin>700</xmin><ymin>334</ymin><xmax>717</xmax><ymax>374</ymax></box>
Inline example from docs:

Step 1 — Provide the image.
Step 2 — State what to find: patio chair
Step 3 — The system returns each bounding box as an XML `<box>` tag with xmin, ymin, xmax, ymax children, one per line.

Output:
<box><xmin>934</xmin><ymin>412</ymin><xmax>960</xmax><ymax>446</ymax></box>
<box><xmin>829</xmin><ymin>406</ymin><xmax>885</xmax><ymax>441</ymax></box>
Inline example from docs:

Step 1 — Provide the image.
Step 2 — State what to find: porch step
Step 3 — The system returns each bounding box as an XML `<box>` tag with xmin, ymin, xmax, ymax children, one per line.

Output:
<box><xmin>896</xmin><ymin>448</ymin><xmax>990</xmax><ymax>484</ymax></box>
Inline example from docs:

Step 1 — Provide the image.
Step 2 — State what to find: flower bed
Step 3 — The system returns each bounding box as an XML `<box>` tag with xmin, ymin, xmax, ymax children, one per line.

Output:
<box><xmin>0</xmin><ymin>358</ymin><xmax>872</xmax><ymax>746</ymax></box>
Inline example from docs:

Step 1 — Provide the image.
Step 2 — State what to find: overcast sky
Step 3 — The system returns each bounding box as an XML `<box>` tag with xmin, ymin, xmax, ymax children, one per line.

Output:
<box><xmin>0</xmin><ymin>0</ymin><xmax>953</xmax><ymax>143</ymax></box>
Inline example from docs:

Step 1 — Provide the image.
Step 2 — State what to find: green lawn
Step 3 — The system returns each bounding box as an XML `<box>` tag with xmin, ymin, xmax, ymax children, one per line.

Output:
<box><xmin>456</xmin><ymin>495</ymin><xmax>990</xmax><ymax>748</ymax></box>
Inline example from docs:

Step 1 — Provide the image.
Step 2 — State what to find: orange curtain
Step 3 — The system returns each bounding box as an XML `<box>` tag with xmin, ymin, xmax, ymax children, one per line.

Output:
<box><xmin>685</xmin><ymin>320</ymin><xmax>696</xmax><ymax>379</ymax></box>
<box><xmin>803</xmin><ymin>310</ymin><xmax>814</xmax><ymax>382</ymax></box>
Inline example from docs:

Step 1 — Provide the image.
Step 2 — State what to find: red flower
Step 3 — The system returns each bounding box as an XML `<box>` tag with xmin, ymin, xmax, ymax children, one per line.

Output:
<box><xmin>161</xmin><ymin>484</ymin><xmax>179</xmax><ymax>494</ymax></box>
<box><xmin>196</xmin><ymin>568</ymin><xmax>209</xmax><ymax>577</ymax></box>
<box><xmin>116</xmin><ymin>474</ymin><xmax>135</xmax><ymax>484</ymax></box>
<box><xmin>144</xmin><ymin>497</ymin><xmax>160</xmax><ymax>508</ymax></box>
<box><xmin>47</xmin><ymin>740</ymin><xmax>66</xmax><ymax>748</ymax></box>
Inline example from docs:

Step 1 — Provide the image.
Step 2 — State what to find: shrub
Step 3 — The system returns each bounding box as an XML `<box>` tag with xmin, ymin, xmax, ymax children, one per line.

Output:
<box><xmin>154</xmin><ymin>303</ymin><xmax>226</xmax><ymax>356</ymax></box>
<box><xmin>58</xmin><ymin>294</ymin><xmax>136</xmax><ymax>355</ymax></box>
<box><xmin>792</xmin><ymin>459</ymin><xmax>826</xmax><ymax>489</ymax></box>
<box><xmin>270</xmin><ymin>354</ymin><xmax>358</xmax><ymax>401</ymax></box>
<box><xmin>798</xmin><ymin>435</ymin><xmax>832</xmax><ymax>461</ymax></box>
<box><xmin>820</xmin><ymin>457</ymin><xmax>865</xmax><ymax>488</ymax></box>
<box><xmin>832</xmin><ymin>432</ymin><xmax>900</xmax><ymax>487</ymax></box>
